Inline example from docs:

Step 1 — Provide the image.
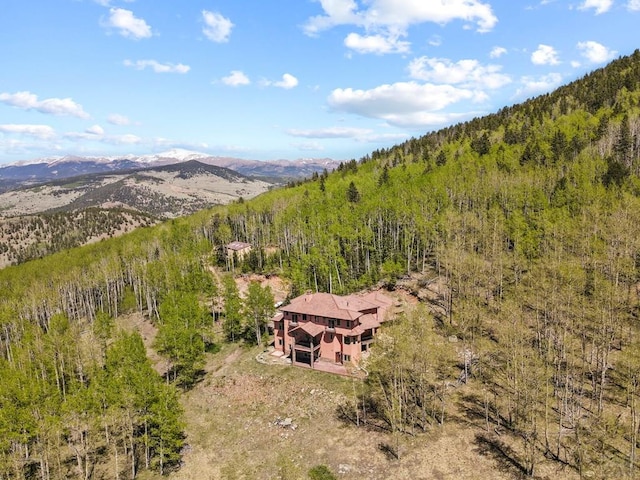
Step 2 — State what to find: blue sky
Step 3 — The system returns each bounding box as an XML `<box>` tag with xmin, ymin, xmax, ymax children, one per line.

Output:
<box><xmin>0</xmin><ymin>0</ymin><xmax>638</xmax><ymax>165</ymax></box>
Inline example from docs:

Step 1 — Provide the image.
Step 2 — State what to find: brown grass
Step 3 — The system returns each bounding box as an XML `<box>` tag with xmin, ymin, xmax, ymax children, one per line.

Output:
<box><xmin>136</xmin><ymin>343</ymin><xmax>577</xmax><ymax>480</ymax></box>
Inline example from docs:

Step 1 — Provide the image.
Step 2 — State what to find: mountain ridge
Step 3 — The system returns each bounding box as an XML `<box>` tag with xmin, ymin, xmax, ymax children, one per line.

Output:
<box><xmin>0</xmin><ymin>149</ymin><xmax>340</xmax><ymax>187</ymax></box>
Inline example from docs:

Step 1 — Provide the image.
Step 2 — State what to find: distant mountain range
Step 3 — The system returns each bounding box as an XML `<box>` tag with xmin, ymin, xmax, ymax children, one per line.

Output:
<box><xmin>0</xmin><ymin>149</ymin><xmax>340</xmax><ymax>192</ymax></box>
<box><xmin>0</xmin><ymin>158</ymin><xmax>283</xmax><ymax>267</ymax></box>
<box><xmin>0</xmin><ymin>159</ymin><xmax>273</xmax><ymax>219</ymax></box>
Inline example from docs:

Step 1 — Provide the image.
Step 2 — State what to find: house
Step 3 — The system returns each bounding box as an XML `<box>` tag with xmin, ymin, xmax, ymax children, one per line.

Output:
<box><xmin>273</xmin><ymin>291</ymin><xmax>393</xmax><ymax>369</ymax></box>
<box><xmin>226</xmin><ymin>241</ymin><xmax>252</xmax><ymax>260</ymax></box>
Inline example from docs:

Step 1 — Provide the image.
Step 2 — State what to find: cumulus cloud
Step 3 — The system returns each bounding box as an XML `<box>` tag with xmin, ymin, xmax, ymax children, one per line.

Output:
<box><xmin>327</xmin><ymin>81</ymin><xmax>480</xmax><ymax>127</ymax></box>
<box><xmin>531</xmin><ymin>44</ymin><xmax>560</xmax><ymax>65</ymax></box>
<box><xmin>516</xmin><ymin>73</ymin><xmax>563</xmax><ymax>97</ymax></box>
<box><xmin>85</xmin><ymin>125</ymin><xmax>105</xmax><ymax>136</ymax></box>
<box><xmin>577</xmin><ymin>41</ymin><xmax>617</xmax><ymax>63</ymax></box>
<box><xmin>0</xmin><ymin>124</ymin><xmax>56</xmax><ymax>139</ymax></box>
<box><xmin>262</xmin><ymin>73</ymin><xmax>299</xmax><ymax>89</ymax></box>
<box><xmin>490</xmin><ymin>46</ymin><xmax>507</xmax><ymax>58</ymax></box>
<box><xmin>202</xmin><ymin>10</ymin><xmax>233</xmax><ymax>42</ymax></box>
<box><xmin>579</xmin><ymin>0</ymin><xmax>613</xmax><ymax>14</ymax></box>
<box><xmin>124</xmin><ymin>59</ymin><xmax>190</xmax><ymax>74</ymax></box>
<box><xmin>0</xmin><ymin>91</ymin><xmax>89</xmax><ymax>118</ymax></box>
<box><xmin>107</xmin><ymin>113</ymin><xmax>131</xmax><ymax>126</ymax></box>
<box><xmin>103</xmin><ymin>8</ymin><xmax>152</xmax><ymax>39</ymax></box>
<box><xmin>629</xmin><ymin>0</ymin><xmax>640</xmax><ymax>10</ymax></box>
<box><xmin>408</xmin><ymin>56</ymin><xmax>511</xmax><ymax>90</ymax></box>
<box><xmin>222</xmin><ymin>70</ymin><xmax>250</xmax><ymax>86</ymax></box>
<box><xmin>344</xmin><ymin>32</ymin><xmax>410</xmax><ymax>54</ymax></box>
<box><xmin>304</xmin><ymin>0</ymin><xmax>498</xmax><ymax>37</ymax></box>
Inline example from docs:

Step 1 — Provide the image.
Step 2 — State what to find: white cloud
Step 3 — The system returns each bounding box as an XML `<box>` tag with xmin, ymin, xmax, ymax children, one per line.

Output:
<box><xmin>103</xmin><ymin>8</ymin><xmax>152</xmax><ymax>39</ymax></box>
<box><xmin>94</xmin><ymin>0</ymin><xmax>134</xmax><ymax>5</ymax></box>
<box><xmin>107</xmin><ymin>113</ymin><xmax>131</xmax><ymax>126</ymax></box>
<box><xmin>287</xmin><ymin>126</ymin><xmax>409</xmax><ymax>143</ymax></box>
<box><xmin>202</xmin><ymin>10</ymin><xmax>233</xmax><ymax>42</ymax></box>
<box><xmin>262</xmin><ymin>73</ymin><xmax>299</xmax><ymax>89</ymax></box>
<box><xmin>516</xmin><ymin>73</ymin><xmax>563</xmax><ymax>97</ymax></box>
<box><xmin>408</xmin><ymin>56</ymin><xmax>511</xmax><ymax>89</ymax></box>
<box><xmin>490</xmin><ymin>46</ymin><xmax>507</xmax><ymax>58</ymax></box>
<box><xmin>579</xmin><ymin>0</ymin><xmax>613</xmax><ymax>14</ymax></box>
<box><xmin>287</xmin><ymin>127</ymin><xmax>373</xmax><ymax>139</ymax></box>
<box><xmin>428</xmin><ymin>35</ymin><xmax>442</xmax><ymax>47</ymax></box>
<box><xmin>86</xmin><ymin>125</ymin><xmax>105</xmax><ymax>136</ymax></box>
<box><xmin>106</xmin><ymin>134</ymin><xmax>142</xmax><ymax>145</ymax></box>
<box><xmin>124</xmin><ymin>59</ymin><xmax>190</xmax><ymax>74</ymax></box>
<box><xmin>0</xmin><ymin>124</ymin><xmax>56</xmax><ymax>139</ymax></box>
<box><xmin>531</xmin><ymin>44</ymin><xmax>560</xmax><ymax>65</ymax></box>
<box><xmin>0</xmin><ymin>91</ymin><xmax>89</xmax><ymax>118</ymax></box>
<box><xmin>327</xmin><ymin>81</ymin><xmax>479</xmax><ymax>127</ymax></box>
<box><xmin>577</xmin><ymin>41</ymin><xmax>617</xmax><ymax>63</ymax></box>
<box><xmin>222</xmin><ymin>70</ymin><xmax>250</xmax><ymax>86</ymax></box>
<box><xmin>629</xmin><ymin>0</ymin><xmax>640</xmax><ymax>10</ymax></box>
<box><xmin>304</xmin><ymin>0</ymin><xmax>498</xmax><ymax>37</ymax></box>
<box><xmin>344</xmin><ymin>32</ymin><xmax>410</xmax><ymax>54</ymax></box>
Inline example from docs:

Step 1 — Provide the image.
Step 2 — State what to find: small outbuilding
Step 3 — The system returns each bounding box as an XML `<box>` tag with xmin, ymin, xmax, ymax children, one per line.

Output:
<box><xmin>226</xmin><ymin>241</ymin><xmax>252</xmax><ymax>260</ymax></box>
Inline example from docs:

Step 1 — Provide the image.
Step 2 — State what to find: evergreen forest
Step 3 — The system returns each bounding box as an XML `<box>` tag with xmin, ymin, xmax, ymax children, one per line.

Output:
<box><xmin>2</xmin><ymin>50</ymin><xmax>640</xmax><ymax>479</ymax></box>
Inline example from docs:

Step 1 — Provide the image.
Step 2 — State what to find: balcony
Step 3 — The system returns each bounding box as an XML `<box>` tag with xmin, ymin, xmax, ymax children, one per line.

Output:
<box><xmin>293</xmin><ymin>341</ymin><xmax>321</xmax><ymax>353</ymax></box>
<box><xmin>325</xmin><ymin>326</ymin><xmax>335</xmax><ymax>333</ymax></box>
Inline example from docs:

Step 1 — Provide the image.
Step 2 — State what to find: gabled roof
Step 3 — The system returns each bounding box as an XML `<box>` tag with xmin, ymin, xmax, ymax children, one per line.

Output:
<box><xmin>289</xmin><ymin>322</ymin><xmax>325</xmax><ymax>337</ymax></box>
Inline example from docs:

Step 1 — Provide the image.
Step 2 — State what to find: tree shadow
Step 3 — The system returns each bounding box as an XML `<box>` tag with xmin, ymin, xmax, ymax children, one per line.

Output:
<box><xmin>473</xmin><ymin>432</ymin><xmax>529</xmax><ymax>478</ymax></box>
<box><xmin>378</xmin><ymin>442</ymin><xmax>399</xmax><ymax>461</ymax></box>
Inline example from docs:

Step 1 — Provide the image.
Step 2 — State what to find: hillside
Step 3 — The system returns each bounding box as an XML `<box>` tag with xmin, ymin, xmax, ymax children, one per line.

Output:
<box><xmin>0</xmin><ymin>208</ymin><xmax>158</xmax><ymax>268</ymax></box>
<box><xmin>0</xmin><ymin>161</ymin><xmax>273</xmax><ymax>267</ymax></box>
<box><xmin>1</xmin><ymin>50</ymin><xmax>640</xmax><ymax>479</ymax></box>
<box><xmin>0</xmin><ymin>160</ymin><xmax>272</xmax><ymax>219</ymax></box>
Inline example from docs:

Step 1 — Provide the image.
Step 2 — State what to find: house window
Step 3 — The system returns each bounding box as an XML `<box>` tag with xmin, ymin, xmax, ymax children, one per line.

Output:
<box><xmin>345</xmin><ymin>336</ymin><xmax>351</xmax><ymax>345</ymax></box>
<box><xmin>302</xmin><ymin>314</ymin><xmax>307</xmax><ymax>321</ymax></box>
<box><xmin>343</xmin><ymin>354</ymin><xmax>351</xmax><ymax>362</ymax></box>
<box><xmin>328</xmin><ymin>333</ymin><xmax>333</xmax><ymax>341</ymax></box>
<box><xmin>337</xmin><ymin>319</ymin><xmax>341</xmax><ymax>326</ymax></box>
<box><xmin>346</xmin><ymin>320</ymin><xmax>351</xmax><ymax>328</ymax></box>
<box><xmin>328</xmin><ymin>319</ymin><xmax>335</xmax><ymax>328</ymax></box>
<box><xmin>278</xmin><ymin>339</ymin><xmax>283</xmax><ymax>345</ymax></box>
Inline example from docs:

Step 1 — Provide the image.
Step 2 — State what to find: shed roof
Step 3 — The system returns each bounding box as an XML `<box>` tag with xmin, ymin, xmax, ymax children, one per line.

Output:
<box><xmin>227</xmin><ymin>241</ymin><xmax>252</xmax><ymax>250</ymax></box>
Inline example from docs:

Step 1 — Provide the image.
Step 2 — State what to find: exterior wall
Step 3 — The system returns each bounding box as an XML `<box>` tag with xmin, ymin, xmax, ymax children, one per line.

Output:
<box><xmin>274</xmin><ymin>296</ymin><xmax>387</xmax><ymax>368</ymax></box>
<box><xmin>226</xmin><ymin>246</ymin><xmax>252</xmax><ymax>260</ymax></box>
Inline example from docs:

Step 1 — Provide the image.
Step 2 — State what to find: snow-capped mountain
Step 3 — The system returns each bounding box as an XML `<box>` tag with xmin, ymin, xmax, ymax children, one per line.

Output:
<box><xmin>0</xmin><ymin>150</ymin><xmax>340</xmax><ymax>192</ymax></box>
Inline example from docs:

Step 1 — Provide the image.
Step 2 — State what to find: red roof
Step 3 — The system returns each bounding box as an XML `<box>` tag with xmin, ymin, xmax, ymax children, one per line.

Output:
<box><xmin>281</xmin><ymin>292</ymin><xmax>382</xmax><ymax>321</ymax></box>
<box><xmin>289</xmin><ymin>322</ymin><xmax>325</xmax><ymax>337</ymax></box>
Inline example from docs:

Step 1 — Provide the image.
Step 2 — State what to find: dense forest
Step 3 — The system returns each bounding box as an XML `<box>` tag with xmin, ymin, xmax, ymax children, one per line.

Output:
<box><xmin>0</xmin><ymin>208</ymin><xmax>157</xmax><ymax>267</ymax></box>
<box><xmin>1</xmin><ymin>50</ymin><xmax>640</xmax><ymax>478</ymax></box>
